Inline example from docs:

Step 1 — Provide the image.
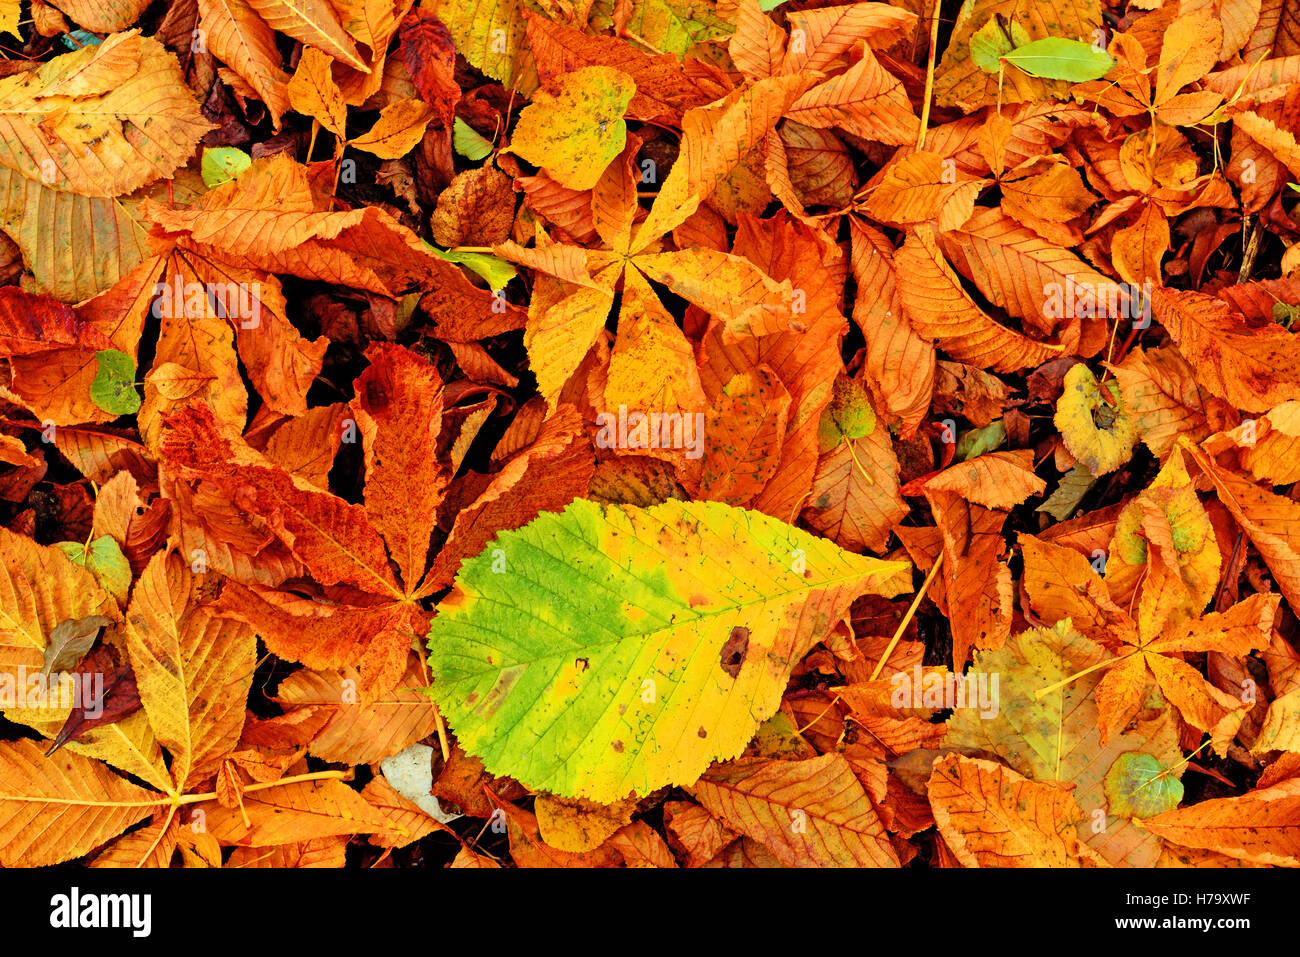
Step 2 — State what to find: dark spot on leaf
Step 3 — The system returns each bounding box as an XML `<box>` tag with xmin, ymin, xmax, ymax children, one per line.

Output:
<box><xmin>612</xmin><ymin>740</ymin><xmax>624</xmax><ymax>753</ymax></box>
<box><xmin>720</xmin><ymin>626</ymin><xmax>749</xmax><ymax>678</ymax></box>
<box><xmin>364</xmin><ymin>379</ymin><xmax>389</xmax><ymax>411</ymax></box>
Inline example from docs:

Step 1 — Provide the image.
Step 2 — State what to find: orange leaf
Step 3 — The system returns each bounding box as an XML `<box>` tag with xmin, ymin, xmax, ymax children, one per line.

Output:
<box><xmin>895</xmin><ymin>225</ymin><xmax>1063</xmax><ymax>372</ymax></box>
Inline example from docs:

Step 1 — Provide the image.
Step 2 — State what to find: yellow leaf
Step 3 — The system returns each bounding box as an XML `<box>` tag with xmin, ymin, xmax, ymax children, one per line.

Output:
<box><xmin>126</xmin><ymin>553</ymin><xmax>256</xmax><ymax>790</ymax></box>
<box><xmin>896</xmin><ymin>225</ymin><xmax>1063</xmax><ymax>372</ymax></box>
<box><xmin>785</xmin><ymin>43</ymin><xmax>917</xmax><ymax>145</ymax></box>
<box><xmin>924</xmin><ymin>449</ymin><xmax>1046</xmax><ymax>509</ymax></box>
<box><xmin>631</xmin><ymin>247</ymin><xmax>795</xmax><ymax>341</ymax></box>
<box><xmin>634</xmin><ymin>73</ymin><xmax>812</xmax><ymax>250</ymax></box>
<box><xmin>1137</xmin><ymin>777</ymin><xmax>1300</xmax><ymax>866</ymax></box>
<box><xmin>1111</xmin><ymin>345</ymin><xmax>1214</xmax><ymax>459</ymax></box>
<box><xmin>536</xmin><ymin>794</ymin><xmax>637</xmax><ymax>852</ymax></box>
<box><xmin>193</xmin><ymin>777</ymin><xmax>396</xmax><ymax>846</ymax></box>
<box><xmin>0</xmin><ymin>31</ymin><xmax>212</xmax><ymax>197</ymax></box>
<box><xmin>509</xmin><ymin>66</ymin><xmax>635</xmax><ymax>190</ymax></box>
<box><xmin>863</xmin><ymin>151</ymin><xmax>982</xmax><ymax>226</ymax></box>
<box><xmin>89</xmin><ymin>813</ymin><xmax>179</xmax><ymax>867</ymax></box>
<box><xmin>0</xmin><ymin>740</ymin><xmax>163</xmax><ymax>866</ymax></box>
<box><xmin>605</xmin><ymin>267</ymin><xmax>707</xmax><ymax>415</ymax></box>
<box><xmin>0</xmin><ymin>0</ymin><xmax>17</xmax><ymax>38</ymax></box>
<box><xmin>274</xmin><ymin>655</ymin><xmax>440</xmax><ymax>765</ymax></box>
<box><xmin>287</xmin><ymin>45</ymin><xmax>347</xmax><ymax>136</ymax></box>
<box><xmin>1055</xmin><ymin>363</ymin><xmax>1138</xmax><ymax>475</ymax></box>
<box><xmin>246</xmin><ymin>0</ymin><xmax>370</xmax><ymax>73</ymax></box>
<box><xmin>44</xmin><ymin>0</ymin><xmax>151</xmax><ymax>33</ymax></box>
<box><xmin>199</xmin><ymin>0</ymin><xmax>292</xmax><ymax>128</ymax></box>
<box><xmin>691</xmin><ymin>754</ymin><xmax>899</xmax><ymax>866</ymax></box>
<box><xmin>349</xmin><ymin>98</ymin><xmax>437</xmax><ymax>159</ymax></box>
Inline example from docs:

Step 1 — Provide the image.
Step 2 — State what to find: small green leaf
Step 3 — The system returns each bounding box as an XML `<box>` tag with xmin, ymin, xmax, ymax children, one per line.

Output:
<box><xmin>201</xmin><ymin>146</ymin><xmax>252</xmax><ymax>188</ymax></box>
<box><xmin>90</xmin><ymin>349</ymin><xmax>141</xmax><ymax>416</ymax></box>
<box><xmin>817</xmin><ymin>378</ymin><xmax>876</xmax><ymax>451</ymax></box>
<box><xmin>1104</xmin><ymin>752</ymin><xmax>1183</xmax><ymax>819</ymax></box>
<box><xmin>55</xmin><ymin>536</ymin><xmax>131</xmax><ymax>604</ymax></box>
<box><xmin>971</xmin><ymin>16</ymin><xmax>1029</xmax><ymax>74</ymax></box>
<box><xmin>1036</xmin><ymin>463</ymin><xmax>1098</xmax><ymax>522</ymax></box>
<box><xmin>428</xmin><ymin>243</ymin><xmax>517</xmax><ymax>289</ymax></box>
<box><xmin>1272</xmin><ymin>300</ymin><xmax>1300</xmax><ymax>329</ymax></box>
<box><xmin>453</xmin><ymin>117</ymin><xmax>494</xmax><ymax>161</ymax></box>
<box><xmin>1001</xmin><ymin>37</ymin><xmax>1115</xmax><ymax>82</ymax></box>
<box><xmin>956</xmin><ymin>420</ymin><xmax>1007</xmax><ymax>461</ymax></box>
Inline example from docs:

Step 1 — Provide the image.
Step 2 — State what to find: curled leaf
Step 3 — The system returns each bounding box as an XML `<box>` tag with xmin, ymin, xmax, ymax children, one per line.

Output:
<box><xmin>1054</xmin><ymin>363</ymin><xmax>1137</xmax><ymax>476</ymax></box>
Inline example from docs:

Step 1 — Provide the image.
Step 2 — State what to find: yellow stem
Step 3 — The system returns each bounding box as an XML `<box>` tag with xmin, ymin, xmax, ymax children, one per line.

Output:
<box><xmin>1033</xmin><ymin>652</ymin><xmax>1131</xmax><ymax>700</ymax></box>
<box><xmin>842</xmin><ymin>436</ymin><xmax>875</xmax><ymax>486</ymax></box>
<box><xmin>870</xmin><ymin>552</ymin><xmax>945</xmax><ymax>681</ymax></box>
<box><xmin>173</xmin><ymin>769</ymin><xmax>353</xmax><ymax>806</ymax></box>
<box><xmin>796</xmin><ymin>695</ymin><xmax>843</xmax><ymax>735</ymax></box>
<box><xmin>1138</xmin><ymin>739</ymin><xmax>1210</xmax><ymax>790</ymax></box>
<box><xmin>136</xmin><ymin>805</ymin><xmax>178</xmax><ymax>867</ymax></box>
<box><xmin>915</xmin><ymin>0</ymin><xmax>942</xmax><ymax>151</ymax></box>
<box><xmin>619</xmin><ymin>27</ymin><xmax>663</xmax><ymax>55</ymax></box>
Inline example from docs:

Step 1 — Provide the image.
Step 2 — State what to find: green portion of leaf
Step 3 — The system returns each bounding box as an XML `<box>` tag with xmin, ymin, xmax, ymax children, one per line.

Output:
<box><xmin>592</xmin><ymin>0</ymin><xmax>734</xmax><ymax>57</ymax></box>
<box><xmin>1001</xmin><ymin>37</ymin><xmax>1114</xmax><ymax>82</ymax></box>
<box><xmin>453</xmin><ymin>117</ymin><xmax>495</xmax><ymax>161</ymax></box>
<box><xmin>1036</xmin><ymin>463</ymin><xmax>1098</xmax><ymax>521</ymax></box>
<box><xmin>945</xmin><ymin>621</ymin><xmax>1182</xmax><ymax>866</ymax></box>
<box><xmin>1104</xmin><ymin>752</ymin><xmax>1184</xmax><ymax>819</ymax></box>
<box><xmin>970</xmin><ymin>16</ymin><xmax>1029</xmax><ymax>73</ymax></box>
<box><xmin>428</xmin><ymin>243</ymin><xmax>517</xmax><ymax>289</ymax></box>
<box><xmin>817</xmin><ymin>378</ymin><xmax>876</xmax><ymax>451</ymax></box>
<box><xmin>201</xmin><ymin>147</ymin><xmax>252</xmax><ymax>188</ymax></box>
<box><xmin>54</xmin><ymin>537</ymin><xmax>131</xmax><ymax>604</ymax></box>
<box><xmin>89</xmin><ymin>349</ymin><xmax>141</xmax><ymax>416</ymax></box>
<box><xmin>956</xmin><ymin>419</ymin><xmax>1007</xmax><ymax>460</ymax></box>
<box><xmin>425</xmin><ymin>498</ymin><xmax>910</xmax><ymax>801</ymax></box>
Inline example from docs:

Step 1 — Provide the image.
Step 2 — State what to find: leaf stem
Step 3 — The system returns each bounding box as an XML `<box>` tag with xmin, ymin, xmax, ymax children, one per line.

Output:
<box><xmin>869</xmin><ymin>551</ymin><xmax>944</xmax><ymax>681</ymax></box>
<box><xmin>841</xmin><ymin>436</ymin><xmax>875</xmax><ymax>485</ymax></box>
<box><xmin>915</xmin><ymin>0</ymin><xmax>943</xmax><ymax>151</ymax></box>
<box><xmin>171</xmin><ymin>769</ymin><xmax>353</xmax><ymax>806</ymax></box>
<box><xmin>1033</xmin><ymin>652</ymin><xmax>1128</xmax><ymax>700</ymax></box>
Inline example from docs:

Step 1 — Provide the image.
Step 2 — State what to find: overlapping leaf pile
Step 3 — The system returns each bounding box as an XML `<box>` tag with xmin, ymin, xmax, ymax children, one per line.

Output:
<box><xmin>0</xmin><ymin>0</ymin><xmax>1298</xmax><ymax>868</ymax></box>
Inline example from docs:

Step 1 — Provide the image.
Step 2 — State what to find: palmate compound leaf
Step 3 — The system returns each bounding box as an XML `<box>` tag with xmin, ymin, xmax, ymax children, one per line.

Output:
<box><xmin>944</xmin><ymin>621</ymin><xmax>1183</xmax><ymax>866</ymax></box>
<box><xmin>425</xmin><ymin>498</ymin><xmax>911</xmax><ymax>802</ymax></box>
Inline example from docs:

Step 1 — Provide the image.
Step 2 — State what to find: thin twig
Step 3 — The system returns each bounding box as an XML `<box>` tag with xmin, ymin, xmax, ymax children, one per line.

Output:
<box><xmin>870</xmin><ymin>552</ymin><xmax>944</xmax><ymax>681</ymax></box>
